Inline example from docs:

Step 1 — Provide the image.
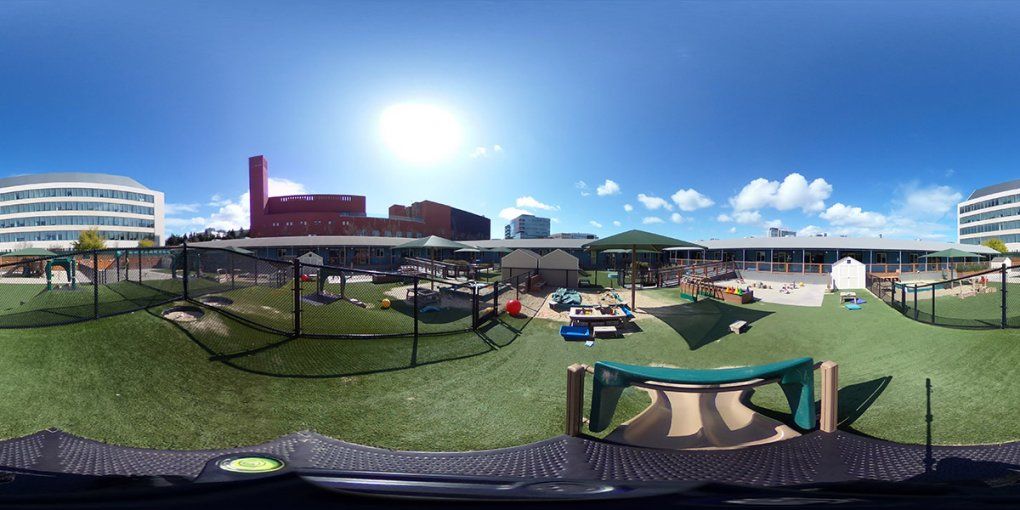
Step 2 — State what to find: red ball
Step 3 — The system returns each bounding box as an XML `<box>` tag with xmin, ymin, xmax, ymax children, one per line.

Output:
<box><xmin>300</xmin><ymin>274</ymin><xmax>310</xmax><ymax>282</ymax></box>
<box><xmin>506</xmin><ymin>299</ymin><xmax>522</xmax><ymax>316</ymax></box>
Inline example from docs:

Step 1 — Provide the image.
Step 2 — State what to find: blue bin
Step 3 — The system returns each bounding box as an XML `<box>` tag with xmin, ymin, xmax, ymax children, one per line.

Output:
<box><xmin>560</xmin><ymin>325</ymin><xmax>591</xmax><ymax>340</ymax></box>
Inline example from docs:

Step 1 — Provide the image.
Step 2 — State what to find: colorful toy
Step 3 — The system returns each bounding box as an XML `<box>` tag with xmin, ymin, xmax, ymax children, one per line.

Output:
<box><xmin>506</xmin><ymin>299</ymin><xmax>522</xmax><ymax>316</ymax></box>
<box><xmin>380</xmin><ymin>298</ymin><xmax>391</xmax><ymax>309</ymax></box>
<box><xmin>300</xmin><ymin>274</ymin><xmax>310</xmax><ymax>282</ymax></box>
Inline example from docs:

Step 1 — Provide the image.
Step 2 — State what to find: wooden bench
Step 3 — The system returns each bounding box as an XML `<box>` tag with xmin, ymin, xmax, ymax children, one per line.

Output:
<box><xmin>729</xmin><ymin>320</ymin><xmax>748</xmax><ymax>335</ymax></box>
<box><xmin>593</xmin><ymin>326</ymin><xmax>619</xmax><ymax>338</ymax></box>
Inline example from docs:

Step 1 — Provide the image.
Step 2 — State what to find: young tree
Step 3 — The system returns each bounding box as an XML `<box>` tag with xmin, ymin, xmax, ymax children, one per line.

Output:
<box><xmin>982</xmin><ymin>238</ymin><xmax>1008</xmax><ymax>254</ymax></box>
<box><xmin>137</xmin><ymin>238</ymin><xmax>155</xmax><ymax>248</ymax></box>
<box><xmin>72</xmin><ymin>228</ymin><xmax>107</xmax><ymax>251</ymax></box>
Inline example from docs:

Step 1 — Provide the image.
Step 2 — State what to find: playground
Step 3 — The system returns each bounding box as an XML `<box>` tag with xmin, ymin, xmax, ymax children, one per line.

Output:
<box><xmin>0</xmin><ymin>245</ymin><xmax>1018</xmax><ymax>456</ymax></box>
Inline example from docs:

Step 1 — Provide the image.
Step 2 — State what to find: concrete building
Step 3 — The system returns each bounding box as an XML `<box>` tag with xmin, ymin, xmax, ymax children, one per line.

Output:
<box><xmin>768</xmin><ymin>227</ymin><xmax>797</xmax><ymax>238</ymax></box>
<box><xmin>0</xmin><ymin>172</ymin><xmax>163</xmax><ymax>250</ymax></box>
<box><xmin>504</xmin><ymin>214</ymin><xmax>551</xmax><ymax>239</ymax></box>
<box><xmin>248</xmin><ymin>155</ymin><xmax>490</xmax><ymax>241</ymax></box>
<box><xmin>958</xmin><ymin>179</ymin><xmax>1020</xmax><ymax>251</ymax></box>
<box><xmin>549</xmin><ymin>232</ymin><xmax>597</xmax><ymax>239</ymax></box>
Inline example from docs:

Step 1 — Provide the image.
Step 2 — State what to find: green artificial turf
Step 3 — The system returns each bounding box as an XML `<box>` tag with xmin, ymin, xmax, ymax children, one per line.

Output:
<box><xmin>0</xmin><ymin>283</ymin><xmax>1016</xmax><ymax>452</ymax></box>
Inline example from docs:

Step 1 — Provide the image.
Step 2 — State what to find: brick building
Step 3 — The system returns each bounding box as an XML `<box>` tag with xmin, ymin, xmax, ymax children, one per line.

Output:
<box><xmin>247</xmin><ymin>155</ymin><xmax>490</xmax><ymax>240</ymax></box>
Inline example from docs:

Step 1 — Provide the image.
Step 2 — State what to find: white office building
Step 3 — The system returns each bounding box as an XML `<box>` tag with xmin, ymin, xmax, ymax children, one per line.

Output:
<box><xmin>0</xmin><ymin>173</ymin><xmax>164</xmax><ymax>250</ymax></box>
<box><xmin>959</xmin><ymin>179</ymin><xmax>1020</xmax><ymax>252</ymax></box>
<box><xmin>504</xmin><ymin>214</ymin><xmax>551</xmax><ymax>239</ymax></box>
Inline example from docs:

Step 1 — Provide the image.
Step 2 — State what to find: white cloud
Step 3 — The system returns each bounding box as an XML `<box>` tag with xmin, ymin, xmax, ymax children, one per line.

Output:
<box><xmin>718</xmin><ymin>210</ymin><xmax>763</xmax><ymax>224</ymax></box>
<box><xmin>636</xmin><ymin>193</ymin><xmax>673</xmax><ymax>211</ymax></box>
<box><xmin>596</xmin><ymin>179</ymin><xmax>620</xmax><ymax>196</ymax></box>
<box><xmin>623</xmin><ymin>204</ymin><xmax>634</xmax><ymax>212</ymax></box>
<box><xmin>716</xmin><ymin>214</ymin><xmax>732</xmax><ymax>222</ymax></box>
<box><xmin>167</xmin><ymin>177</ymin><xmax>307</xmax><ymax>233</ymax></box>
<box><xmin>819</xmin><ymin>203</ymin><xmax>888</xmax><ymax>228</ymax></box>
<box><xmin>165</xmin><ymin>203</ymin><xmax>200</xmax><ymax>215</ymax></box>
<box><xmin>612</xmin><ymin>220</ymin><xmax>622</xmax><ymax>227</ymax></box>
<box><xmin>798</xmin><ymin>225</ymin><xmax>826</xmax><ymax>236</ymax></box>
<box><xmin>550</xmin><ymin>217</ymin><xmax>561</xmax><ymax>223</ymax></box>
<box><xmin>590</xmin><ymin>220</ymin><xmax>603</xmax><ymax>228</ymax></box>
<box><xmin>670</xmin><ymin>189</ymin><xmax>714</xmax><ymax>211</ymax></box>
<box><xmin>670</xmin><ymin>212</ymin><xmax>685</xmax><ymax>223</ymax></box>
<box><xmin>728</xmin><ymin>226</ymin><xmax>737</xmax><ymax>233</ymax></box>
<box><xmin>515</xmin><ymin>196</ymin><xmax>559</xmax><ymax>211</ymax></box>
<box><xmin>898</xmin><ymin>183</ymin><xmax>962</xmax><ymax>217</ymax></box>
<box><xmin>642</xmin><ymin>216</ymin><xmax>664</xmax><ymax>224</ymax></box>
<box><xmin>763</xmin><ymin>219</ymin><xmax>783</xmax><ymax>229</ymax></box>
<box><xmin>575</xmin><ymin>180</ymin><xmax>587</xmax><ymax>189</ymax></box>
<box><xmin>470</xmin><ymin>145</ymin><xmax>504</xmax><ymax>159</ymax></box>
<box><xmin>729</xmin><ymin>173</ymin><xmax>832</xmax><ymax>213</ymax></box>
<box><xmin>499</xmin><ymin>207</ymin><xmax>532</xmax><ymax>220</ymax></box>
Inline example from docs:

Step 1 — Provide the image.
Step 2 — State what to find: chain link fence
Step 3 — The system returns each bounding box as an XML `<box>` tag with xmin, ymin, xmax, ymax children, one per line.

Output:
<box><xmin>871</xmin><ymin>264</ymin><xmax>1020</xmax><ymax>329</ymax></box>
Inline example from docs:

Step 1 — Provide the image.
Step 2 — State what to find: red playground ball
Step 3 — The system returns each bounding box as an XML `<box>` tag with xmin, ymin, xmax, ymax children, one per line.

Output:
<box><xmin>300</xmin><ymin>274</ymin><xmax>310</xmax><ymax>282</ymax></box>
<box><xmin>506</xmin><ymin>299</ymin><xmax>522</xmax><ymax>316</ymax></box>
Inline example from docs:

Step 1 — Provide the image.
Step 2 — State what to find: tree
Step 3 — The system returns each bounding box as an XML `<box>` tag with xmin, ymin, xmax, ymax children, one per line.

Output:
<box><xmin>137</xmin><ymin>238</ymin><xmax>155</xmax><ymax>248</ymax></box>
<box><xmin>72</xmin><ymin>228</ymin><xmax>107</xmax><ymax>251</ymax></box>
<box><xmin>982</xmin><ymin>238</ymin><xmax>1008</xmax><ymax>254</ymax></box>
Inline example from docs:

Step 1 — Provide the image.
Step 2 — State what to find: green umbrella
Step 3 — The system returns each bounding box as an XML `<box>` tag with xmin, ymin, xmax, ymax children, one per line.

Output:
<box><xmin>393</xmin><ymin>236</ymin><xmax>473</xmax><ymax>288</ymax></box>
<box><xmin>919</xmin><ymin>248</ymin><xmax>982</xmax><ymax>281</ymax></box>
<box><xmin>584</xmin><ymin>230</ymin><xmax>706</xmax><ymax>310</ymax></box>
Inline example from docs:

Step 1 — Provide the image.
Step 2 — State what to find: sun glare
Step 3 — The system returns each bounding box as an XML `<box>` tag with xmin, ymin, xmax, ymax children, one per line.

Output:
<box><xmin>379</xmin><ymin>103</ymin><xmax>463</xmax><ymax>165</ymax></box>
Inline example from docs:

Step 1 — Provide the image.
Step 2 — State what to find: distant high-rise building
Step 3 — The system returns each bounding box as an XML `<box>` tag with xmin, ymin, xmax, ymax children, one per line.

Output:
<box><xmin>549</xmin><ymin>232</ymin><xmax>597</xmax><ymax>239</ymax></box>
<box><xmin>768</xmin><ymin>227</ymin><xmax>797</xmax><ymax>238</ymax></box>
<box><xmin>504</xmin><ymin>214</ymin><xmax>551</xmax><ymax>239</ymax></box>
<box><xmin>959</xmin><ymin>179</ymin><xmax>1020</xmax><ymax>251</ymax></box>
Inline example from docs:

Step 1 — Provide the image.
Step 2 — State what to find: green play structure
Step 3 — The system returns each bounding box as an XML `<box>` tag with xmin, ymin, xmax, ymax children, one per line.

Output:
<box><xmin>45</xmin><ymin>258</ymin><xmax>77</xmax><ymax>290</ymax></box>
<box><xmin>588</xmin><ymin>357</ymin><xmax>817</xmax><ymax>431</ymax></box>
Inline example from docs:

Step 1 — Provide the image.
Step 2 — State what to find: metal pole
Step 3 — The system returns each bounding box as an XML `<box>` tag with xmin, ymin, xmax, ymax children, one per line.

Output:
<box><xmin>293</xmin><ymin>259</ymin><xmax>301</xmax><ymax>336</ymax></box>
<box><xmin>115</xmin><ymin>252</ymin><xmax>121</xmax><ymax>283</ymax></box>
<box><xmin>230</xmin><ymin>253</ymin><xmax>235</xmax><ymax>290</ymax></box>
<box><xmin>412</xmin><ymin>276</ymin><xmax>419</xmax><ymax>365</ymax></box>
<box><xmin>137</xmin><ymin>248</ymin><xmax>142</xmax><ymax>282</ymax></box>
<box><xmin>1002</xmin><ymin>264</ymin><xmax>1008</xmax><ymax>329</ymax></box>
<box><xmin>182</xmin><ymin>241</ymin><xmax>189</xmax><ymax>299</ymax></box>
<box><xmin>900</xmin><ymin>283</ymin><xmax>906</xmax><ymax>313</ymax></box>
<box><xmin>92</xmin><ymin>249</ymin><xmax>99</xmax><ymax>319</ymax></box>
<box><xmin>931</xmin><ymin>284</ymin><xmax>936</xmax><ymax>324</ymax></box>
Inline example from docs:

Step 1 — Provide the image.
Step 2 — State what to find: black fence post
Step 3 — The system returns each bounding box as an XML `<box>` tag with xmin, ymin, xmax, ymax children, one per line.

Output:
<box><xmin>931</xmin><ymin>284</ymin><xmax>935</xmax><ymax>324</ymax></box>
<box><xmin>471</xmin><ymin>285</ymin><xmax>478</xmax><ymax>330</ymax></box>
<box><xmin>92</xmin><ymin>249</ymin><xmax>99</xmax><ymax>319</ymax></box>
<box><xmin>137</xmin><ymin>248</ymin><xmax>141</xmax><ymax>282</ymax></box>
<box><xmin>493</xmin><ymin>276</ymin><xmax>499</xmax><ymax>315</ymax></box>
<box><xmin>182</xmin><ymin>242</ymin><xmax>190</xmax><ymax>299</ymax></box>
<box><xmin>913</xmin><ymin>285</ymin><xmax>919</xmax><ymax>321</ymax></box>
<box><xmin>293</xmin><ymin>259</ymin><xmax>301</xmax><ymax>336</ymax></box>
<box><xmin>412</xmin><ymin>276</ymin><xmax>419</xmax><ymax>365</ymax></box>
<box><xmin>230</xmin><ymin>253</ymin><xmax>236</xmax><ymax>290</ymax></box>
<box><xmin>1002</xmin><ymin>264</ymin><xmax>1008</xmax><ymax>329</ymax></box>
<box><xmin>115</xmin><ymin>252</ymin><xmax>121</xmax><ymax>283</ymax></box>
<box><xmin>900</xmin><ymin>284</ymin><xmax>906</xmax><ymax>314</ymax></box>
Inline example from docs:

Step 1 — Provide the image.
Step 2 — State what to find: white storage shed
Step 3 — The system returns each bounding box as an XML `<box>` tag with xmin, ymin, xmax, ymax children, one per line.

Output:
<box><xmin>830</xmin><ymin>256</ymin><xmax>866</xmax><ymax>290</ymax></box>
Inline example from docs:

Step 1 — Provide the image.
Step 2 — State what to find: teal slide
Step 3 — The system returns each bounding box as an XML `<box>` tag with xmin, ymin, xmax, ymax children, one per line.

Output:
<box><xmin>589</xmin><ymin>357</ymin><xmax>816</xmax><ymax>432</ymax></box>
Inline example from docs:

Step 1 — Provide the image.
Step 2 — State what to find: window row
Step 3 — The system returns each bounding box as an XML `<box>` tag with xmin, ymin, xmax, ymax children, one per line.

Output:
<box><xmin>0</xmin><ymin>230</ymin><xmax>153</xmax><ymax>243</ymax></box>
<box><xmin>960</xmin><ymin>220</ymin><xmax>1020</xmax><ymax>235</ymax></box>
<box><xmin>0</xmin><ymin>201</ymin><xmax>154</xmax><ymax>216</ymax></box>
<box><xmin>0</xmin><ymin>216</ymin><xmax>155</xmax><ymax>229</ymax></box>
<box><xmin>0</xmin><ymin>187</ymin><xmax>154</xmax><ymax>203</ymax></box>
<box><xmin>960</xmin><ymin>192</ymin><xmax>1020</xmax><ymax>214</ymax></box>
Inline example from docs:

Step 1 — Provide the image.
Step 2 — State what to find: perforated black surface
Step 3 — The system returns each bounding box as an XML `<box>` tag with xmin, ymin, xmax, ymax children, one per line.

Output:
<box><xmin>3</xmin><ymin>429</ymin><xmax>1020</xmax><ymax>487</ymax></box>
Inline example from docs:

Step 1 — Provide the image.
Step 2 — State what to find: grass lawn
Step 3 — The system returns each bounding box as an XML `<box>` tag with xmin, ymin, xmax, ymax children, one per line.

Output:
<box><xmin>0</xmin><ymin>284</ymin><xmax>1016</xmax><ymax>452</ymax></box>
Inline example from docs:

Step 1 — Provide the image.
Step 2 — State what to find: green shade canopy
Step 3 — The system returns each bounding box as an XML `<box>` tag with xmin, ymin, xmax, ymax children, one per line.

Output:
<box><xmin>221</xmin><ymin>246</ymin><xmax>254</xmax><ymax>255</ymax></box>
<box><xmin>583</xmin><ymin>229</ymin><xmax>706</xmax><ymax>252</ymax></box>
<box><xmin>392</xmin><ymin>236</ymin><xmax>472</xmax><ymax>251</ymax></box>
<box><xmin>584</xmin><ymin>230</ymin><xmax>706</xmax><ymax>310</ymax></box>
<box><xmin>601</xmin><ymin>248</ymin><xmax>659</xmax><ymax>254</ymax></box>
<box><xmin>454</xmin><ymin>248</ymin><xmax>481</xmax><ymax>253</ymax></box>
<box><xmin>485</xmin><ymin>247</ymin><xmax>513</xmax><ymax>254</ymax></box>
<box><xmin>3</xmin><ymin>248</ymin><xmax>57</xmax><ymax>258</ymax></box>
<box><xmin>919</xmin><ymin>248</ymin><xmax>981</xmax><ymax>259</ymax></box>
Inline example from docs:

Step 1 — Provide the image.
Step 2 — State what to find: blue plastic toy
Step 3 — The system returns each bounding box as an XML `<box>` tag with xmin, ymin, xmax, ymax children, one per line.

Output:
<box><xmin>560</xmin><ymin>325</ymin><xmax>591</xmax><ymax>340</ymax></box>
<box><xmin>845</xmin><ymin>303</ymin><xmax>862</xmax><ymax>311</ymax></box>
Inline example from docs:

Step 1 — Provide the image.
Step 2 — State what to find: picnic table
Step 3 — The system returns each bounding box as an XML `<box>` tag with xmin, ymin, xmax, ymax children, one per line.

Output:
<box><xmin>569</xmin><ymin>306</ymin><xmax>627</xmax><ymax>327</ymax></box>
<box><xmin>839</xmin><ymin>291</ymin><xmax>857</xmax><ymax>303</ymax></box>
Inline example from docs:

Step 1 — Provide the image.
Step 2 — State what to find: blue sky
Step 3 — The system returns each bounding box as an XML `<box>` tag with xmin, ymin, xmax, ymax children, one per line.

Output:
<box><xmin>3</xmin><ymin>1</ymin><xmax>1020</xmax><ymax>241</ymax></box>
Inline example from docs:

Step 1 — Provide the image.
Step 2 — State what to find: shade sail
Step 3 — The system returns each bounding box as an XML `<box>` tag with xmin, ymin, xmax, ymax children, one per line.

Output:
<box><xmin>919</xmin><ymin>248</ymin><xmax>981</xmax><ymax>259</ymax></box>
<box><xmin>583</xmin><ymin>230</ymin><xmax>706</xmax><ymax>251</ymax></box>
<box><xmin>392</xmin><ymin>236</ymin><xmax>472</xmax><ymax>251</ymax></box>
<box><xmin>3</xmin><ymin>248</ymin><xmax>57</xmax><ymax>257</ymax></box>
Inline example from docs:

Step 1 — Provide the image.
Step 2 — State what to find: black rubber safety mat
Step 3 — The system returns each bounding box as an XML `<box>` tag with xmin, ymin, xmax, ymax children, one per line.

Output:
<box><xmin>1</xmin><ymin>429</ymin><xmax>1019</xmax><ymax>486</ymax></box>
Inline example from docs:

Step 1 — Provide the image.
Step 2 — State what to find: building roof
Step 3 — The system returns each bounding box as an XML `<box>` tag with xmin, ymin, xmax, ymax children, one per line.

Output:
<box><xmin>679</xmin><ymin>236</ymin><xmax>999</xmax><ymax>254</ymax></box>
<box><xmin>0</xmin><ymin>172</ymin><xmax>149</xmax><ymax>190</ymax></box>
<box><xmin>967</xmin><ymin>179</ymin><xmax>1020</xmax><ymax>201</ymax></box>
<box><xmin>191</xmin><ymin>233</ymin><xmax>999</xmax><ymax>256</ymax></box>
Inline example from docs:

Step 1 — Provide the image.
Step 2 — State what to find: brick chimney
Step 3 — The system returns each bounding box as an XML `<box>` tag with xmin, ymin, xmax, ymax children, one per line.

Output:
<box><xmin>248</xmin><ymin>155</ymin><xmax>269</xmax><ymax>233</ymax></box>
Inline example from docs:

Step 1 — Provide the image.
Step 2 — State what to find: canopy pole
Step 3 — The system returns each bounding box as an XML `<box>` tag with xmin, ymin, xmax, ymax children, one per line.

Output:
<box><xmin>631</xmin><ymin>246</ymin><xmax>637</xmax><ymax>311</ymax></box>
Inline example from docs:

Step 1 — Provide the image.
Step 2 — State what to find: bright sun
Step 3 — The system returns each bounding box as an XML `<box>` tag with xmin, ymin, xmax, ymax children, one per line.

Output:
<box><xmin>380</xmin><ymin>103</ymin><xmax>463</xmax><ymax>164</ymax></box>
